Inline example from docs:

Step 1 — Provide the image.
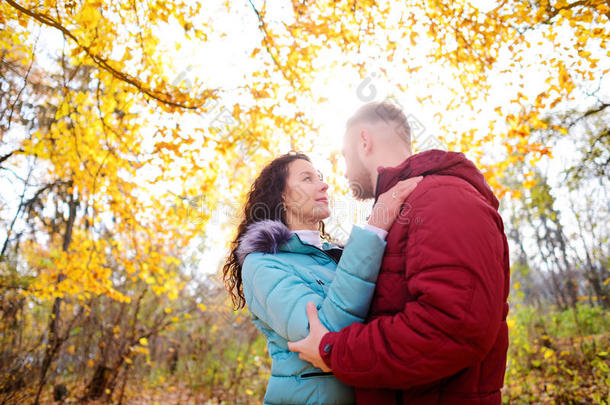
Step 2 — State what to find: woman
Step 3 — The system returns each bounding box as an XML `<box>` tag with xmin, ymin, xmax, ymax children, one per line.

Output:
<box><xmin>223</xmin><ymin>152</ymin><xmax>421</xmax><ymax>405</ymax></box>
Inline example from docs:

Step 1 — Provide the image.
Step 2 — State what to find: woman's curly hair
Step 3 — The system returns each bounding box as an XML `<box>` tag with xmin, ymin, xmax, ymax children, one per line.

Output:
<box><xmin>223</xmin><ymin>152</ymin><xmax>330</xmax><ymax>309</ymax></box>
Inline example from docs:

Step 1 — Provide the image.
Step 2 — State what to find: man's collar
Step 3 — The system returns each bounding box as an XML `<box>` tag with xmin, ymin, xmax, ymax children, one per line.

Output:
<box><xmin>373</xmin><ymin>154</ymin><xmax>415</xmax><ymax>201</ymax></box>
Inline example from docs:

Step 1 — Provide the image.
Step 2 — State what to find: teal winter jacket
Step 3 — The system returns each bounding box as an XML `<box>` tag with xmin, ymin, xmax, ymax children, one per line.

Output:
<box><xmin>237</xmin><ymin>220</ymin><xmax>386</xmax><ymax>405</ymax></box>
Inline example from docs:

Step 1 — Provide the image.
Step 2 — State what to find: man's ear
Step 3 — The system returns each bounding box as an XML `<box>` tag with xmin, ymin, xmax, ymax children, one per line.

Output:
<box><xmin>360</xmin><ymin>129</ymin><xmax>373</xmax><ymax>155</ymax></box>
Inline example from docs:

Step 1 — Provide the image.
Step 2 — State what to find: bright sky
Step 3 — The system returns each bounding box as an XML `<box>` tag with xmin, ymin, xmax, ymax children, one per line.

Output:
<box><xmin>185</xmin><ymin>1</ymin><xmax>609</xmax><ymax>276</ymax></box>
<box><xmin>147</xmin><ymin>1</ymin><xmax>419</xmax><ymax>275</ymax></box>
<box><xmin>173</xmin><ymin>2</ymin><xmax>448</xmax><ymax>275</ymax></box>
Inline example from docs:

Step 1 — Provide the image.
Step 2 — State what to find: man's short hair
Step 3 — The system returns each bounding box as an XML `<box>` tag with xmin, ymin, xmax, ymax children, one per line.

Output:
<box><xmin>346</xmin><ymin>101</ymin><xmax>411</xmax><ymax>146</ymax></box>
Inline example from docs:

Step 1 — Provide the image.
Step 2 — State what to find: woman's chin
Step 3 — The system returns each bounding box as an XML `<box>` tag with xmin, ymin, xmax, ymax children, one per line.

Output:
<box><xmin>311</xmin><ymin>206</ymin><xmax>331</xmax><ymax>221</ymax></box>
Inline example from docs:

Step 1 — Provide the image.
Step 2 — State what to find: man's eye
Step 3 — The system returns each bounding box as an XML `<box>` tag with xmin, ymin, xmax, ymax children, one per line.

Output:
<box><xmin>304</xmin><ymin>176</ymin><xmax>311</xmax><ymax>181</ymax></box>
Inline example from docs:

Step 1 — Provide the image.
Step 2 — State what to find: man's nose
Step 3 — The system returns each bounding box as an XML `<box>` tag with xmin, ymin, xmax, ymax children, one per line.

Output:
<box><xmin>320</xmin><ymin>181</ymin><xmax>329</xmax><ymax>192</ymax></box>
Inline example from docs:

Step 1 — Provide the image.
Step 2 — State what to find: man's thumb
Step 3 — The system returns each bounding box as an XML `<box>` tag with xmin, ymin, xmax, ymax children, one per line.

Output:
<box><xmin>306</xmin><ymin>302</ymin><xmax>320</xmax><ymax>326</ymax></box>
<box><xmin>287</xmin><ymin>340</ymin><xmax>299</xmax><ymax>352</ymax></box>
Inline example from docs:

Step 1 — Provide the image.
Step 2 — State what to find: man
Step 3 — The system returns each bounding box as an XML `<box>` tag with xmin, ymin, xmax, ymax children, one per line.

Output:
<box><xmin>288</xmin><ymin>101</ymin><xmax>510</xmax><ymax>404</ymax></box>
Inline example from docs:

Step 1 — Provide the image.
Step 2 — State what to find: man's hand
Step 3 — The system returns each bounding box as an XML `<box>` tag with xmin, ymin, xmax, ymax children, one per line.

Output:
<box><xmin>288</xmin><ymin>302</ymin><xmax>331</xmax><ymax>372</ymax></box>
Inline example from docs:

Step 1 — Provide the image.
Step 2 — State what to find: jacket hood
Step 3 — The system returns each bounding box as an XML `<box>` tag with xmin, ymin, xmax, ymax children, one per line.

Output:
<box><xmin>375</xmin><ymin>149</ymin><xmax>499</xmax><ymax>210</ymax></box>
<box><xmin>236</xmin><ymin>220</ymin><xmax>293</xmax><ymax>266</ymax></box>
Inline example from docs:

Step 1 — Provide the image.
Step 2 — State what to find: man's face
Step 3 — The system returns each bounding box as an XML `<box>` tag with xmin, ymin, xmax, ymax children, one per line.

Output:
<box><xmin>342</xmin><ymin>124</ymin><xmax>375</xmax><ymax>200</ymax></box>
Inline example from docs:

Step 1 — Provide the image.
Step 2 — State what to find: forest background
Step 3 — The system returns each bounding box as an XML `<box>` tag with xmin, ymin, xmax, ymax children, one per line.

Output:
<box><xmin>0</xmin><ymin>0</ymin><xmax>608</xmax><ymax>403</ymax></box>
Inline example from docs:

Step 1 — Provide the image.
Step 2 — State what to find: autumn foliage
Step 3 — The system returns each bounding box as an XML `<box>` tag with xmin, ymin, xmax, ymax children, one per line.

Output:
<box><xmin>1</xmin><ymin>0</ymin><xmax>608</xmax><ymax>403</ymax></box>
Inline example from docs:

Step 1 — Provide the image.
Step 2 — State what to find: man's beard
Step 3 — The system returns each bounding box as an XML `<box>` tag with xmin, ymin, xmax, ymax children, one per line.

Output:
<box><xmin>348</xmin><ymin>160</ymin><xmax>375</xmax><ymax>200</ymax></box>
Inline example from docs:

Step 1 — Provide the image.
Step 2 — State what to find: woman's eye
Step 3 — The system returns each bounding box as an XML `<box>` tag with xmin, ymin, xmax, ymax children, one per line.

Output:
<box><xmin>304</xmin><ymin>176</ymin><xmax>311</xmax><ymax>181</ymax></box>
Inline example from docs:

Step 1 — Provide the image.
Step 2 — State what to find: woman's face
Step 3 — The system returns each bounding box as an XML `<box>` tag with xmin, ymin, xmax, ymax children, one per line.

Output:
<box><xmin>283</xmin><ymin>159</ymin><xmax>330</xmax><ymax>227</ymax></box>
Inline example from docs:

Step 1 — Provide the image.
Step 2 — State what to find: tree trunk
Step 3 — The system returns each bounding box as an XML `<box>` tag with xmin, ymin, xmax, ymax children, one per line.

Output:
<box><xmin>34</xmin><ymin>193</ymin><xmax>77</xmax><ymax>405</ymax></box>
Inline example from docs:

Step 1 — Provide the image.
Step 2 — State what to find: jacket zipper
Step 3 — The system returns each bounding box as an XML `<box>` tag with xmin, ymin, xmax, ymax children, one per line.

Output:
<box><xmin>301</xmin><ymin>371</ymin><xmax>334</xmax><ymax>378</ymax></box>
<box><xmin>395</xmin><ymin>389</ymin><xmax>403</xmax><ymax>404</ymax></box>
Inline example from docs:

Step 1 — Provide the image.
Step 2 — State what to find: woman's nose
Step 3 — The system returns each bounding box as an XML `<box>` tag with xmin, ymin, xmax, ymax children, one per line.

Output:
<box><xmin>320</xmin><ymin>181</ymin><xmax>329</xmax><ymax>192</ymax></box>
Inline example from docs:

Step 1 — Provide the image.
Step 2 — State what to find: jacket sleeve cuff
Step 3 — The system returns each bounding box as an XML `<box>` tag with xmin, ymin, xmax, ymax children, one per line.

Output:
<box><xmin>363</xmin><ymin>224</ymin><xmax>388</xmax><ymax>240</ymax></box>
<box><xmin>319</xmin><ymin>332</ymin><xmax>339</xmax><ymax>369</ymax></box>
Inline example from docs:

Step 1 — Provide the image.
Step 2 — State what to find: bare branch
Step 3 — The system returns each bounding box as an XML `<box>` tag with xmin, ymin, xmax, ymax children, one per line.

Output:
<box><xmin>568</xmin><ymin>102</ymin><xmax>610</xmax><ymax>129</ymax></box>
<box><xmin>0</xmin><ymin>149</ymin><xmax>23</xmax><ymax>166</ymax></box>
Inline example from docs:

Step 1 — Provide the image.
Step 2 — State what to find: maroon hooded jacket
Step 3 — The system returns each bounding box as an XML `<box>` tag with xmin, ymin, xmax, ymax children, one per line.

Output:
<box><xmin>319</xmin><ymin>150</ymin><xmax>510</xmax><ymax>405</ymax></box>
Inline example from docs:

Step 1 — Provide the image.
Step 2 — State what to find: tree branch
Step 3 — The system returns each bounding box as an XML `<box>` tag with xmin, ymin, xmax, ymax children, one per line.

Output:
<box><xmin>568</xmin><ymin>102</ymin><xmax>610</xmax><ymax>128</ymax></box>
<box><xmin>540</xmin><ymin>0</ymin><xmax>594</xmax><ymax>25</ymax></box>
<box><xmin>4</xmin><ymin>0</ymin><xmax>216</xmax><ymax>110</ymax></box>
<box><xmin>0</xmin><ymin>149</ymin><xmax>23</xmax><ymax>166</ymax></box>
<box><xmin>247</xmin><ymin>0</ymin><xmax>297</xmax><ymax>88</ymax></box>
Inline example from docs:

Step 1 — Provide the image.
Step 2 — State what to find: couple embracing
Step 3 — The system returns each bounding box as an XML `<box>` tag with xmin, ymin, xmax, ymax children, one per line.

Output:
<box><xmin>223</xmin><ymin>101</ymin><xmax>510</xmax><ymax>405</ymax></box>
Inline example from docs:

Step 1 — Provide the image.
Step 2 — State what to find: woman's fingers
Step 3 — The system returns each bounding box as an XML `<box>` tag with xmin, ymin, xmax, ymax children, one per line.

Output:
<box><xmin>393</xmin><ymin>176</ymin><xmax>423</xmax><ymax>202</ymax></box>
<box><xmin>399</xmin><ymin>176</ymin><xmax>423</xmax><ymax>189</ymax></box>
<box><xmin>368</xmin><ymin>176</ymin><xmax>423</xmax><ymax>230</ymax></box>
<box><xmin>401</xmin><ymin>177</ymin><xmax>422</xmax><ymax>197</ymax></box>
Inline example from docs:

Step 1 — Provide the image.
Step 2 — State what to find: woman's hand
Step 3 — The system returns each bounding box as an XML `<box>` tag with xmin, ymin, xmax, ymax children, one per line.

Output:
<box><xmin>367</xmin><ymin>176</ymin><xmax>423</xmax><ymax>231</ymax></box>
